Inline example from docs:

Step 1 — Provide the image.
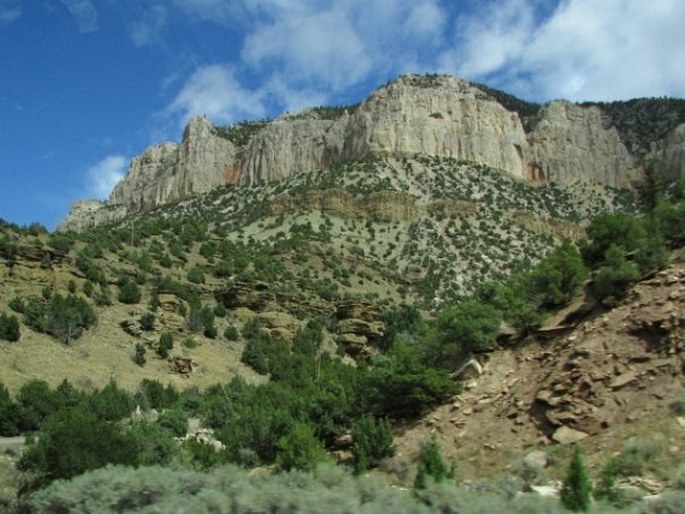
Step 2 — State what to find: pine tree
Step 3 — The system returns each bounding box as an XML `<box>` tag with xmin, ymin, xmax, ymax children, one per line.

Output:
<box><xmin>414</xmin><ymin>436</ymin><xmax>452</xmax><ymax>489</ymax></box>
<box><xmin>560</xmin><ymin>446</ymin><xmax>592</xmax><ymax>511</ymax></box>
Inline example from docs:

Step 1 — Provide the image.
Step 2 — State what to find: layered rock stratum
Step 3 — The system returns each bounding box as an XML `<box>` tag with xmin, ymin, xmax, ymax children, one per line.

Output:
<box><xmin>59</xmin><ymin>74</ymin><xmax>685</xmax><ymax>232</ymax></box>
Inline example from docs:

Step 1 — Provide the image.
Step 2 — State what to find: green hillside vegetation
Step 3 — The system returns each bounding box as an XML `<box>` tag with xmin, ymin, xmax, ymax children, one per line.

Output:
<box><xmin>0</xmin><ymin>153</ymin><xmax>683</xmax><ymax>511</ymax></box>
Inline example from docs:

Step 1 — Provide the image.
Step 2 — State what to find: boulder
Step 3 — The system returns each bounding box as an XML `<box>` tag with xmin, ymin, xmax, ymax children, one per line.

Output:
<box><xmin>552</xmin><ymin>426</ymin><xmax>589</xmax><ymax>445</ymax></box>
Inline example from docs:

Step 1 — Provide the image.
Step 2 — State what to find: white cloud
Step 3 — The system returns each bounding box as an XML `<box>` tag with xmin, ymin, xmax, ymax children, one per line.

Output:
<box><xmin>242</xmin><ymin>7</ymin><xmax>372</xmax><ymax>92</ymax></box>
<box><xmin>439</xmin><ymin>0</ymin><xmax>685</xmax><ymax>101</ymax></box>
<box><xmin>156</xmin><ymin>0</ymin><xmax>685</xmax><ymax>137</ymax></box>
<box><xmin>87</xmin><ymin>155</ymin><xmax>128</xmax><ymax>200</ymax></box>
<box><xmin>166</xmin><ymin>65</ymin><xmax>268</xmax><ymax>127</ymax></box>
<box><xmin>241</xmin><ymin>0</ymin><xmax>447</xmax><ymax>94</ymax></box>
<box><xmin>440</xmin><ymin>0</ymin><xmax>535</xmax><ymax>78</ymax></box>
<box><xmin>0</xmin><ymin>0</ymin><xmax>21</xmax><ymax>25</ymax></box>
<box><xmin>128</xmin><ymin>5</ymin><xmax>168</xmax><ymax>47</ymax></box>
<box><xmin>60</xmin><ymin>0</ymin><xmax>99</xmax><ymax>33</ymax></box>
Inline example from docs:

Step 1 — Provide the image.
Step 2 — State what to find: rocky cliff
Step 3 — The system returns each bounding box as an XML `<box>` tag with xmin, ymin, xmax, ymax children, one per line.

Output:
<box><xmin>59</xmin><ymin>74</ymin><xmax>684</xmax><ymax>231</ymax></box>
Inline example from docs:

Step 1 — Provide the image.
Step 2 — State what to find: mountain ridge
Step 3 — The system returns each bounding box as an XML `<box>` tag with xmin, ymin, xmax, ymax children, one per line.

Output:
<box><xmin>59</xmin><ymin>73</ymin><xmax>684</xmax><ymax>232</ymax></box>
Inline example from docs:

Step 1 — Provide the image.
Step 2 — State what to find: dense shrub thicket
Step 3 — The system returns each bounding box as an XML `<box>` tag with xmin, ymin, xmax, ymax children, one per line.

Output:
<box><xmin>27</xmin><ymin>463</ymin><xmax>683</xmax><ymax>514</ymax></box>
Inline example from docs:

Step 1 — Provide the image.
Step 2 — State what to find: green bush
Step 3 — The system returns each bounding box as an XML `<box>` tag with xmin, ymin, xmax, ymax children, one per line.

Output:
<box><xmin>129</xmin><ymin>420</ymin><xmax>179</xmax><ymax>466</ymax></box>
<box><xmin>118</xmin><ymin>279</ymin><xmax>141</xmax><ymax>304</ymax></box>
<box><xmin>614</xmin><ymin>437</ymin><xmax>660</xmax><ymax>477</ymax></box>
<box><xmin>16</xmin><ymin>379</ymin><xmax>59</xmax><ymax>431</ymax></box>
<box><xmin>414</xmin><ymin>435</ymin><xmax>453</xmax><ymax>489</ymax></box>
<box><xmin>137</xmin><ymin>379</ymin><xmax>178</xmax><ymax>410</ymax></box>
<box><xmin>421</xmin><ymin>300</ymin><xmax>502</xmax><ymax>368</ymax></box>
<box><xmin>241</xmin><ymin>333</ymin><xmax>290</xmax><ymax>375</ymax></box>
<box><xmin>0</xmin><ymin>312</ymin><xmax>20</xmax><ymax>341</ymax></box>
<box><xmin>224</xmin><ymin>324</ymin><xmax>239</xmax><ymax>341</ymax></box>
<box><xmin>351</xmin><ymin>415</ymin><xmax>395</xmax><ymax>473</ymax></box>
<box><xmin>134</xmin><ymin>343</ymin><xmax>146</xmax><ymax>366</ymax></box>
<box><xmin>365</xmin><ymin>343</ymin><xmax>459</xmax><ymax>418</ymax></box>
<box><xmin>89</xmin><ymin>380</ymin><xmax>135</xmax><ymax>422</ymax></box>
<box><xmin>139</xmin><ymin>312</ymin><xmax>155</xmax><ymax>331</ymax></box>
<box><xmin>276</xmin><ymin>420</ymin><xmax>328</xmax><ymax>471</ymax></box>
<box><xmin>529</xmin><ymin>241</ymin><xmax>587</xmax><ymax>308</ymax></box>
<box><xmin>0</xmin><ymin>382</ymin><xmax>21</xmax><ymax>436</ymax></box>
<box><xmin>157</xmin><ymin>407</ymin><xmax>189</xmax><ymax>438</ymax></box>
<box><xmin>45</xmin><ymin>293</ymin><xmax>96</xmax><ymax>344</ymax></box>
<box><xmin>591</xmin><ymin>245</ymin><xmax>641</xmax><ymax>302</ymax></box>
<box><xmin>187</xmin><ymin>266</ymin><xmax>205</xmax><ymax>284</ymax></box>
<box><xmin>157</xmin><ymin>332</ymin><xmax>173</xmax><ymax>358</ymax></box>
<box><xmin>18</xmin><ymin>406</ymin><xmax>139</xmax><ymax>492</ymax></box>
<box><xmin>560</xmin><ymin>446</ymin><xmax>592</xmax><ymax>512</ymax></box>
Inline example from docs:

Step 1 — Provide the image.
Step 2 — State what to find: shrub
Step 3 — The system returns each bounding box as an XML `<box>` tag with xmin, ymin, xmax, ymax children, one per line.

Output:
<box><xmin>0</xmin><ymin>312</ymin><xmax>20</xmax><ymax>341</ymax></box>
<box><xmin>528</xmin><ymin>241</ymin><xmax>587</xmax><ymax>308</ymax></box>
<box><xmin>0</xmin><ymin>382</ymin><xmax>20</xmax><ymax>436</ymax></box>
<box><xmin>414</xmin><ymin>436</ymin><xmax>453</xmax><ymax>489</ymax></box>
<box><xmin>241</xmin><ymin>333</ymin><xmax>290</xmax><ymax>375</ymax></box>
<box><xmin>17</xmin><ymin>406</ymin><xmax>139</xmax><ymax>491</ymax></box>
<box><xmin>157</xmin><ymin>332</ymin><xmax>173</xmax><ymax>359</ymax></box>
<box><xmin>614</xmin><ymin>437</ymin><xmax>660</xmax><ymax>477</ymax></box>
<box><xmin>182</xmin><ymin>338</ymin><xmax>198</xmax><ymax>349</ymax></box>
<box><xmin>365</xmin><ymin>343</ymin><xmax>460</xmax><ymax>418</ymax></box>
<box><xmin>276</xmin><ymin>421</ymin><xmax>328</xmax><ymax>471</ymax></box>
<box><xmin>129</xmin><ymin>420</ymin><xmax>179</xmax><ymax>466</ymax></box>
<box><xmin>89</xmin><ymin>380</ymin><xmax>135</xmax><ymax>422</ymax></box>
<box><xmin>560</xmin><ymin>446</ymin><xmax>592</xmax><ymax>512</ymax></box>
<box><xmin>134</xmin><ymin>343</ymin><xmax>146</xmax><ymax>366</ymax></box>
<box><xmin>421</xmin><ymin>300</ymin><xmax>502</xmax><ymax>368</ymax></box>
<box><xmin>139</xmin><ymin>312</ymin><xmax>155</xmax><ymax>331</ymax></box>
<box><xmin>44</xmin><ymin>293</ymin><xmax>96</xmax><ymax>344</ymax></box>
<box><xmin>187</xmin><ymin>266</ymin><xmax>205</xmax><ymax>284</ymax></box>
<box><xmin>15</xmin><ymin>379</ymin><xmax>58</xmax><ymax>431</ymax></box>
<box><xmin>47</xmin><ymin>233</ymin><xmax>75</xmax><ymax>253</ymax></box>
<box><xmin>118</xmin><ymin>280</ymin><xmax>141</xmax><ymax>304</ymax></box>
<box><xmin>157</xmin><ymin>408</ymin><xmax>188</xmax><ymax>438</ymax></box>
<box><xmin>351</xmin><ymin>415</ymin><xmax>395</xmax><ymax>473</ymax></box>
<box><xmin>224</xmin><ymin>324</ymin><xmax>239</xmax><ymax>341</ymax></box>
<box><xmin>8</xmin><ymin>296</ymin><xmax>25</xmax><ymax>313</ymax></box>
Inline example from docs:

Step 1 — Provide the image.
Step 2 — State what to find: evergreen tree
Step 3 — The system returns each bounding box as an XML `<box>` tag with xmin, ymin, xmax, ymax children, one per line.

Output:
<box><xmin>414</xmin><ymin>436</ymin><xmax>452</xmax><ymax>489</ymax></box>
<box><xmin>351</xmin><ymin>415</ymin><xmax>395</xmax><ymax>473</ymax></box>
<box><xmin>0</xmin><ymin>312</ymin><xmax>20</xmax><ymax>341</ymax></box>
<box><xmin>560</xmin><ymin>446</ymin><xmax>592</xmax><ymax>511</ymax></box>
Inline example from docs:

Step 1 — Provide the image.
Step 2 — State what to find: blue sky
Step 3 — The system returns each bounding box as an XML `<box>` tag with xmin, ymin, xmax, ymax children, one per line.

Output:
<box><xmin>1</xmin><ymin>0</ymin><xmax>684</xmax><ymax>231</ymax></box>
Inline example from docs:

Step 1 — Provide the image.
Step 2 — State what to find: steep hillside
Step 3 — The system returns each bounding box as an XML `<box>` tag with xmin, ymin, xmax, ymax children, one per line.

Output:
<box><xmin>0</xmin><ymin>155</ymin><xmax>641</xmax><ymax>393</ymax></box>
<box><xmin>60</xmin><ymin>73</ymin><xmax>685</xmax><ymax>232</ymax></box>
<box><xmin>393</xmin><ymin>253</ymin><xmax>685</xmax><ymax>487</ymax></box>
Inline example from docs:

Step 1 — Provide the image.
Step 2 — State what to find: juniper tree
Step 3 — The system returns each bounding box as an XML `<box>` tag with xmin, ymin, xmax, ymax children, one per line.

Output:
<box><xmin>560</xmin><ymin>446</ymin><xmax>592</xmax><ymax>511</ymax></box>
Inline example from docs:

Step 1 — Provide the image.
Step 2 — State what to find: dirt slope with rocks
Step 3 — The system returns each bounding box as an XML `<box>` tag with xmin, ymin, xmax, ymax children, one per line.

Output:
<box><xmin>392</xmin><ymin>251</ymin><xmax>685</xmax><ymax>485</ymax></box>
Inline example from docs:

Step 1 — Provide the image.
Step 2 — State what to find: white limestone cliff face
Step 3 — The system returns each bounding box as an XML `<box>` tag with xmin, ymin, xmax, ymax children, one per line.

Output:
<box><xmin>57</xmin><ymin>200</ymin><xmax>128</xmax><ymax>232</ymax></box>
<box><xmin>650</xmin><ymin>123</ymin><xmax>685</xmax><ymax>181</ymax></box>
<box><xmin>342</xmin><ymin>76</ymin><xmax>529</xmax><ymax>180</ymax></box>
<box><xmin>528</xmin><ymin>101</ymin><xmax>640</xmax><ymax>187</ymax></box>
<box><xmin>108</xmin><ymin>116</ymin><xmax>236</xmax><ymax>213</ymax></box>
<box><xmin>61</xmin><ymin>74</ymin><xmax>681</xmax><ymax>232</ymax></box>
<box><xmin>238</xmin><ymin>115</ymin><xmax>348</xmax><ymax>185</ymax></box>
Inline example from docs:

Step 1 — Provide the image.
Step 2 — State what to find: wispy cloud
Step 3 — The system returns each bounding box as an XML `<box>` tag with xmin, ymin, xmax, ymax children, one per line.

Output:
<box><xmin>128</xmin><ymin>4</ymin><xmax>168</xmax><ymax>47</ymax></box>
<box><xmin>440</xmin><ymin>0</ymin><xmax>685</xmax><ymax>101</ymax></box>
<box><xmin>0</xmin><ymin>0</ymin><xmax>21</xmax><ymax>25</ymax></box>
<box><xmin>60</xmin><ymin>0</ymin><xmax>99</xmax><ymax>34</ymax></box>
<box><xmin>86</xmin><ymin>155</ymin><xmax>128</xmax><ymax>200</ymax></box>
<box><xmin>165</xmin><ymin>65</ymin><xmax>268</xmax><ymax>128</ymax></box>
<box><xmin>155</xmin><ymin>0</ymin><xmax>685</xmax><ymax>135</ymax></box>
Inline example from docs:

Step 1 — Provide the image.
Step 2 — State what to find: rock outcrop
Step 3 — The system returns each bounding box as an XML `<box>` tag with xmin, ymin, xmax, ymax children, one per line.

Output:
<box><xmin>109</xmin><ymin>116</ymin><xmax>236</xmax><ymax>212</ymax></box>
<box><xmin>341</xmin><ymin>76</ymin><xmax>529</xmax><ymax>179</ymax></box>
<box><xmin>61</xmin><ymin>73</ymin><xmax>684</xmax><ymax>231</ymax></box>
<box><xmin>650</xmin><ymin>123</ymin><xmax>685</xmax><ymax>181</ymax></box>
<box><xmin>528</xmin><ymin>101</ymin><xmax>640</xmax><ymax>187</ymax></box>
